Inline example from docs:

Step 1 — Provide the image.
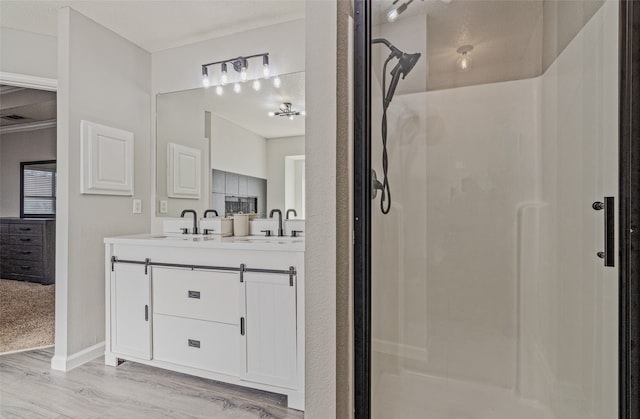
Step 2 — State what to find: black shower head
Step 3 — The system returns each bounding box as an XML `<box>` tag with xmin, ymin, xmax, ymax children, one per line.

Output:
<box><xmin>372</xmin><ymin>38</ymin><xmax>421</xmax><ymax>108</ymax></box>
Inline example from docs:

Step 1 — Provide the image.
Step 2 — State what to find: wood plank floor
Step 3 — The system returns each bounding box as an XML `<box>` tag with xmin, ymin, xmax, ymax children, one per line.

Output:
<box><xmin>0</xmin><ymin>348</ymin><xmax>304</xmax><ymax>419</ymax></box>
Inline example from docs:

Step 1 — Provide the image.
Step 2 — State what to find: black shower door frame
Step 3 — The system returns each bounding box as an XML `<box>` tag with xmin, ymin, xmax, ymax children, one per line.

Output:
<box><xmin>353</xmin><ymin>1</ymin><xmax>640</xmax><ymax>418</ymax></box>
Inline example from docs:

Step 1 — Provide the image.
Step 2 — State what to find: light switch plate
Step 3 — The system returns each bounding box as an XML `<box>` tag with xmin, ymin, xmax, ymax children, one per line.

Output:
<box><xmin>160</xmin><ymin>200</ymin><xmax>168</xmax><ymax>214</ymax></box>
<box><xmin>133</xmin><ymin>199</ymin><xmax>142</xmax><ymax>214</ymax></box>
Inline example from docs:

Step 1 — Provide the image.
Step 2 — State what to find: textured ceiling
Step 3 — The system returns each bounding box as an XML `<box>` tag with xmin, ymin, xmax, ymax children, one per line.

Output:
<box><xmin>0</xmin><ymin>86</ymin><xmax>56</xmax><ymax>127</ymax></box>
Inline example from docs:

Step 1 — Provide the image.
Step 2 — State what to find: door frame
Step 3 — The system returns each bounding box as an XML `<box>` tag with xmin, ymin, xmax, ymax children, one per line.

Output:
<box><xmin>353</xmin><ymin>1</ymin><xmax>640</xmax><ymax>417</ymax></box>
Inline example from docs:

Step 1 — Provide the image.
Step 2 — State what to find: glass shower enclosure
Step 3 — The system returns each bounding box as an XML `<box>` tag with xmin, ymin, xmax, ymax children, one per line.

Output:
<box><xmin>354</xmin><ymin>0</ymin><xmax>627</xmax><ymax>417</ymax></box>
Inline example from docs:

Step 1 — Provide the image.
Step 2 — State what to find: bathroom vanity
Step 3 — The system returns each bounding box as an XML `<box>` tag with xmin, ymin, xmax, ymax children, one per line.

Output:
<box><xmin>104</xmin><ymin>234</ymin><xmax>305</xmax><ymax>409</ymax></box>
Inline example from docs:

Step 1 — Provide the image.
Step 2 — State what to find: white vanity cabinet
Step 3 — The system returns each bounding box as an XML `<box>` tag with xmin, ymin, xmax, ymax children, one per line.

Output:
<box><xmin>109</xmin><ymin>263</ymin><xmax>151</xmax><ymax>360</ymax></box>
<box><xmin>104</xmin><ymin>235</ymin><xmax>305</xmax><ymax>410</ymax></box>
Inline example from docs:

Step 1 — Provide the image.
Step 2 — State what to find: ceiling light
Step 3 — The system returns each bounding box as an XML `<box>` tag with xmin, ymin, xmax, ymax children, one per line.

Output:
<box><xmin>456</xmin><ymin>44</ymin><xmax>473</xmax><ymax>72</ymax></box>
<box><xmin>268</xmin><ymin>102</ymin><xmax>304</xmax><ymax>119</ymax></box>
<box><xmin>252</xmin><ymin>80</ymin><xmax>261</xmax><ymax>91</ymax></box>
<box><xmin>386</xmin><ymin>0</ymin><xmax>413</xmax><ymax>23</ymax></box>
<box><xmin>234</xmin><ymin>82</ymin><xmax>241</xmax><ymax>93</ymax></box>
<box><xmin>216</xmin><ymin>85</ymin><xmax>223</xmax><ymax>96</ymax></box>
<box><xmin>240</xmin><ymin>60</ymin><xmax>248</xmax><ymax>81</ymax></box>
<box><xmin>273</xmin><ymin>76</ymin><xmax>281</xmax><ymax>88</ymax></box>
<box><xmin>202</xmin><ymin>66</ymin><xmax>210</xmax><ymax>87</ymax></box>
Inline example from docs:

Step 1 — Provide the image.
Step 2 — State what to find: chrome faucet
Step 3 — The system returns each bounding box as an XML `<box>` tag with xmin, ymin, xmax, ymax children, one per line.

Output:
<box><xmin>203</xmin><ymin>209</ymin><xmax>219</xmax><ymax>218</ymax></box>
<box><xmin>286</xmin><ymin>209</ymin><xmax>297</xmax><ymax>220</ymax></box>
<box><xmin>180</xmin><ymin>209</ymin><xmax>198</xmax><ymax>234</ymax></box>
<box><xmin>269</xmin><ymin>209</ymin><xmax>284</xmax><ymax>237</ymax></box>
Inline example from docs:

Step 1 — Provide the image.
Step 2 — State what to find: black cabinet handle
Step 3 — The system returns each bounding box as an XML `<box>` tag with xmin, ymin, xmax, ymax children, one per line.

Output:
<box><xmin>19</xmin><ymin>227</ymin><xmax>31</xmax><ymax>231</ymax></box>
<box><xmin>19</xmin><ymin>238</ymin><xmax>31</xmax><ymax>242</ymax></box>
<box><xmin>20</xmin><ymin>251</ymin><xmax>32</xmax><ymax>255</ymax></box>
<box><xmin>240</xmin><ymin>317</ymin><xmax>245</xmax><ymax>336</ymax></box>
<box><xmin>144</xmin><ymin>305</ymin><xmax>149</xmax><ymax>321</ymax></box>
<box><xmin>188</xmin><ymin>339</ymin><xmax>200</xmax><ymax>348</ymax></box>
<box><xmin>21</xmin><ymin>266</ymin><xmax>31</xmax><ymax>270</ymax></box>
<box><xmin>188</xmin><ymin>290</ymin><xmax>200</xmax><ymax>299</ymax></box>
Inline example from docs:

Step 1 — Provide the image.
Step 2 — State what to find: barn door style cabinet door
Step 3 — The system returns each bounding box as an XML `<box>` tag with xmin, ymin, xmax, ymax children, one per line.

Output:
<box><xmin>109</xmin><ymin>263</ymin><xmax>152</xmax><ymax>360</ymax></box>
<box><xmin>239</xmin><ymin>271</ymin><xmax>297</xmax><ymax>389</ymax></box>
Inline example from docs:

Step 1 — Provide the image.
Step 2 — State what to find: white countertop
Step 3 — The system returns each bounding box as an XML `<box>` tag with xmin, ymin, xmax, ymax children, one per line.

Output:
<box><xmin>104</xmin><ymin>233</ymin><xmax>305</xmax><ymax>252</ymax></box>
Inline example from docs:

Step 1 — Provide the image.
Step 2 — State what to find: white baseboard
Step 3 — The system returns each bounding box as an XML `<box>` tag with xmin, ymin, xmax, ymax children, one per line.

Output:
<box><xmin>50</xmin><ymin>342</ymin><xmax>105</xmax><ymax>372</ymax></box>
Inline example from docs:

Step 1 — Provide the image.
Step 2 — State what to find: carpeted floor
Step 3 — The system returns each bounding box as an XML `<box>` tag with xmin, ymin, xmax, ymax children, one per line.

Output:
<box><xmin>0</xmin><ymin>279</ymin><xmax>55</xmax><ymax>353</ymax></box>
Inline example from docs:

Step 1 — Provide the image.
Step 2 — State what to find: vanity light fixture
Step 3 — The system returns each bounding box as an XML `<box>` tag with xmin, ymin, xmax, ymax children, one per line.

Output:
<box><xmin>201</xmin><ymin>53</ymin><xmax>271</xmax><ymax>88</ymax></box>
<box><xmin>267</xmin><ymin>102</ymin><xmax>305</xmax><ymax>119</ymax></box>
<box><xmin>456</xmin><ymin>45</ymin><xmax>474</xmax><ymax>72</ymax></box>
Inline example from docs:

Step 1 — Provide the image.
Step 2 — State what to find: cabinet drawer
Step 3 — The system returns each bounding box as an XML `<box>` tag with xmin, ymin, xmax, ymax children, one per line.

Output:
<box><xmin>7</xmin><ymin>235</ymin><xmax>43</xmax><ymax>246</ymax></box>
<box><xmin>153</xmin><ymin>268</ymin><xmax>239</xmax><ymax>324</ymax></box>
<box><xmin>1</xmin><ymin>259</ymin><xmax>44</xmax><ymax>277</ymax></box>
<box><xmin>10</xmin><ymin>223</ymin><xmax>42</xmax><ymax>236</ymax></box>
<box><xmin>0</xmin><ymin>224</ymin><xmax>8</xmax><ymax>236</ymax></box>
<box><xmin>1</xmin><ymin>245</ymin><xmax>43</xmax><ymax>261</ymax></box>
<box><xmin>153</xmin><ymin>314</ymin><xmax>239</xmax><ymax>375</ymax></box>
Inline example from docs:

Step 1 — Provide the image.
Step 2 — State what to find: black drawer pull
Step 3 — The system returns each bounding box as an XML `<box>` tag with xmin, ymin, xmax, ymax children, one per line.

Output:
<box><xmin>188</xmin><ymin>290</ymin><xmax>200</xmax><ymax>299</ymax></box>
<box><xmin>19</xmin><ymin>238</ymin><xmax>31</xmax><ymax>242</ymax></box>
<box><xmin>188</xmin><ymin>339</ymin><xmax>200</xmax><ymax>348</ymax></box>
<box><xmin>19</xmin><ymin>227</ymin><xmax>32</xmax><ymax>231</ymax></box>
<box><xmin>20</xmin><ymin>251</ymin><xmax>32</xmax><ymax>255</ymax></box>
<box><xmin>240</xmin><ymin>317</ymin><xmax>245</xmax><ymax>336</ymax></box>
<box><xmin>21</xmin><ymin>266</ymin><xmax>31</xmax><ymax>270</ymax></box>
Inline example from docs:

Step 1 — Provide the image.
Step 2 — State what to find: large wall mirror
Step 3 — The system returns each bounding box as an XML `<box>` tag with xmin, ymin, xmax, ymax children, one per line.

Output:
<box><xmin>156</xmin><ymin>71</ymin><xmax>305</xmax><ymax>218</ymax></box>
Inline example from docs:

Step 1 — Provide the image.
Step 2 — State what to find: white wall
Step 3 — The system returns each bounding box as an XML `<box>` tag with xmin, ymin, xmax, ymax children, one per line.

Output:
<box><xmin>0</xmin><ymin>127</ymin><xmax>57</xmax><ymax>217</ymax></box>
<box><xmin>211</xmin><ymin>114</ymin><xmax>267</xmax><ymax>179</ymax></box>
<box><xmin>305</xmin><ymin>1</ymin><xmax>337</xmax><ymax>417</ymax></box>
<box><xmin>267</xmin><ymin>136</ymin><xmax>304</xmax><ymax>213</ymax></box>
<box><xmin>0</xmin><ymin>27</ymin><xmax>57</xmax><ymax>79</ymax></box>
<box><xmin>53</xmin><ymin>7</ymin><xmax>151</xmax><ymax>368</ymax></box>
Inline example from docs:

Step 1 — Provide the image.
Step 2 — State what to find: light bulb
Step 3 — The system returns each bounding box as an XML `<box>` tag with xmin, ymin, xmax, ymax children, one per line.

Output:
<box><xmin>216</xmin><ymin>85</ymin><xmax>223</xmax><ymax>96</ymax></box>
<box><xmin>455</xmin><ymin>45</ymin><xmax>474</xmax><ymax>72</ymax></box>
<box><xmin>234</xmin><ymin>82</ymin><xmax>241</xmax><ymax>93</ymax></box>
<box><xmin>202</xmin><ymin>66</ymin><xmax>210</xmax><ymax>87</ymax></box>
<box><xmin>252</xmin><ymin>80</ymin><xmax>261</xmax><ymax>91</ymax></box>
<box><xmin>289</xmin><ymin>115</ymin><xmax>295</xmax><ymax>120</ymax></box>
<box><xmin>240</xmin><ymin>68</ymin><xmax>247</xmax><ymax>81</ymax></box>
<box><xmin>387</xmin><ymin>8</ymin><xmax>399</xmax><ymax>22</ymax></box>
<box><xmin>300</xmin><ymin>110</ymin><xmax>306</xmax><ymax>116</ymax></box>
<box><xmin>268</xmin><ymin>112</ymin><xmax>275</xmax><ymax>117</ymax></box>
<box><xmin>456</xmin><ymin>54</ymin><xmax>472</xmax><ymax>72</ymax></box>
<box><xmin>220</xmin><ymin>63</ymin><xmax>228</xmax><ymax>85</ymax></box>
<box><xmin>263</xmin><ymin>55</ymin><xmax>270</xmax><ymax>79</ymax></box>
<box><xmin>273</xmin><ymin>76</ymin><xmax>281</xmax><ymax>88</ymax></box>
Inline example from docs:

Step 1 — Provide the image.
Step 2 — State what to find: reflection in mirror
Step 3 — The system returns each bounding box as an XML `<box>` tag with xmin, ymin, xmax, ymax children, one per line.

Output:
<box><xmin>21</xmin><ymin>160</ymin><xmax>57</xmax><ymax>218</ymax></box>
<box><xmin>156</xmin><ymin>71</ymin><xmax>305</xmax><ymax>218</ymax></box>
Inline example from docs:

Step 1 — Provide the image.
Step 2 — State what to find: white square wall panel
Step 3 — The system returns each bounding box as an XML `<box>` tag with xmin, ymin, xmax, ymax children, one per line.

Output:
<box><xmin>80</xmin><ymin>120</ymin><xmax>134</xmax><ymax>195</ymax></box>
<box><xmin>167</xmin><ymin>142</ymin><xmax>201</xmax><ymax>199</ymax></box>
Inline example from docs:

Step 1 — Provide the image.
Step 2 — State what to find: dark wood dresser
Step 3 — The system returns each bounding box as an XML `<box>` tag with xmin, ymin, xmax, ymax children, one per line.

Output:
<box><xmin>0</xmin><ymin>218</ymin><xmax>55</xmax><ymax>284</ymax></box>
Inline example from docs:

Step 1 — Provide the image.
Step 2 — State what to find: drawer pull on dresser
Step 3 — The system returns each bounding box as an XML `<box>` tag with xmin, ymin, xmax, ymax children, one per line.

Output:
<box><xmin>188</xmin><ymin>339</ymin><xmax>201</xmax><ymax>348</ymax></box>
<box><xmin>188</xmin><ymin>290</ymin><xmax>201</xmax><ymax>299</ymax></box>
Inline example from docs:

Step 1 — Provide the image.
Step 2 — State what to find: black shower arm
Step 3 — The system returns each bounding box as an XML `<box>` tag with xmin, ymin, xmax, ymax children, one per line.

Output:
<box><xmin>372</xmin><ymin>38</ymin><xmax>403</xmax><ymax>59</ymax></box>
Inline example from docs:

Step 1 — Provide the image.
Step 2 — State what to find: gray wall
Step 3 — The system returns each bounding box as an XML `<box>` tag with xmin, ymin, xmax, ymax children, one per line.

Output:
<box><xmin>54</xmin><ymin>7</ymin><xmax>151</xmax><ymax>364</ymax></box>
<box><xmin>211</xmin><ymin>169</ymin><xmax>266</xmax><ymax>218</ymax></box>
<box><xmin>0</xmin><ymin>127</ymin><xmax>57</xmax><ymax>217</ymax></box>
